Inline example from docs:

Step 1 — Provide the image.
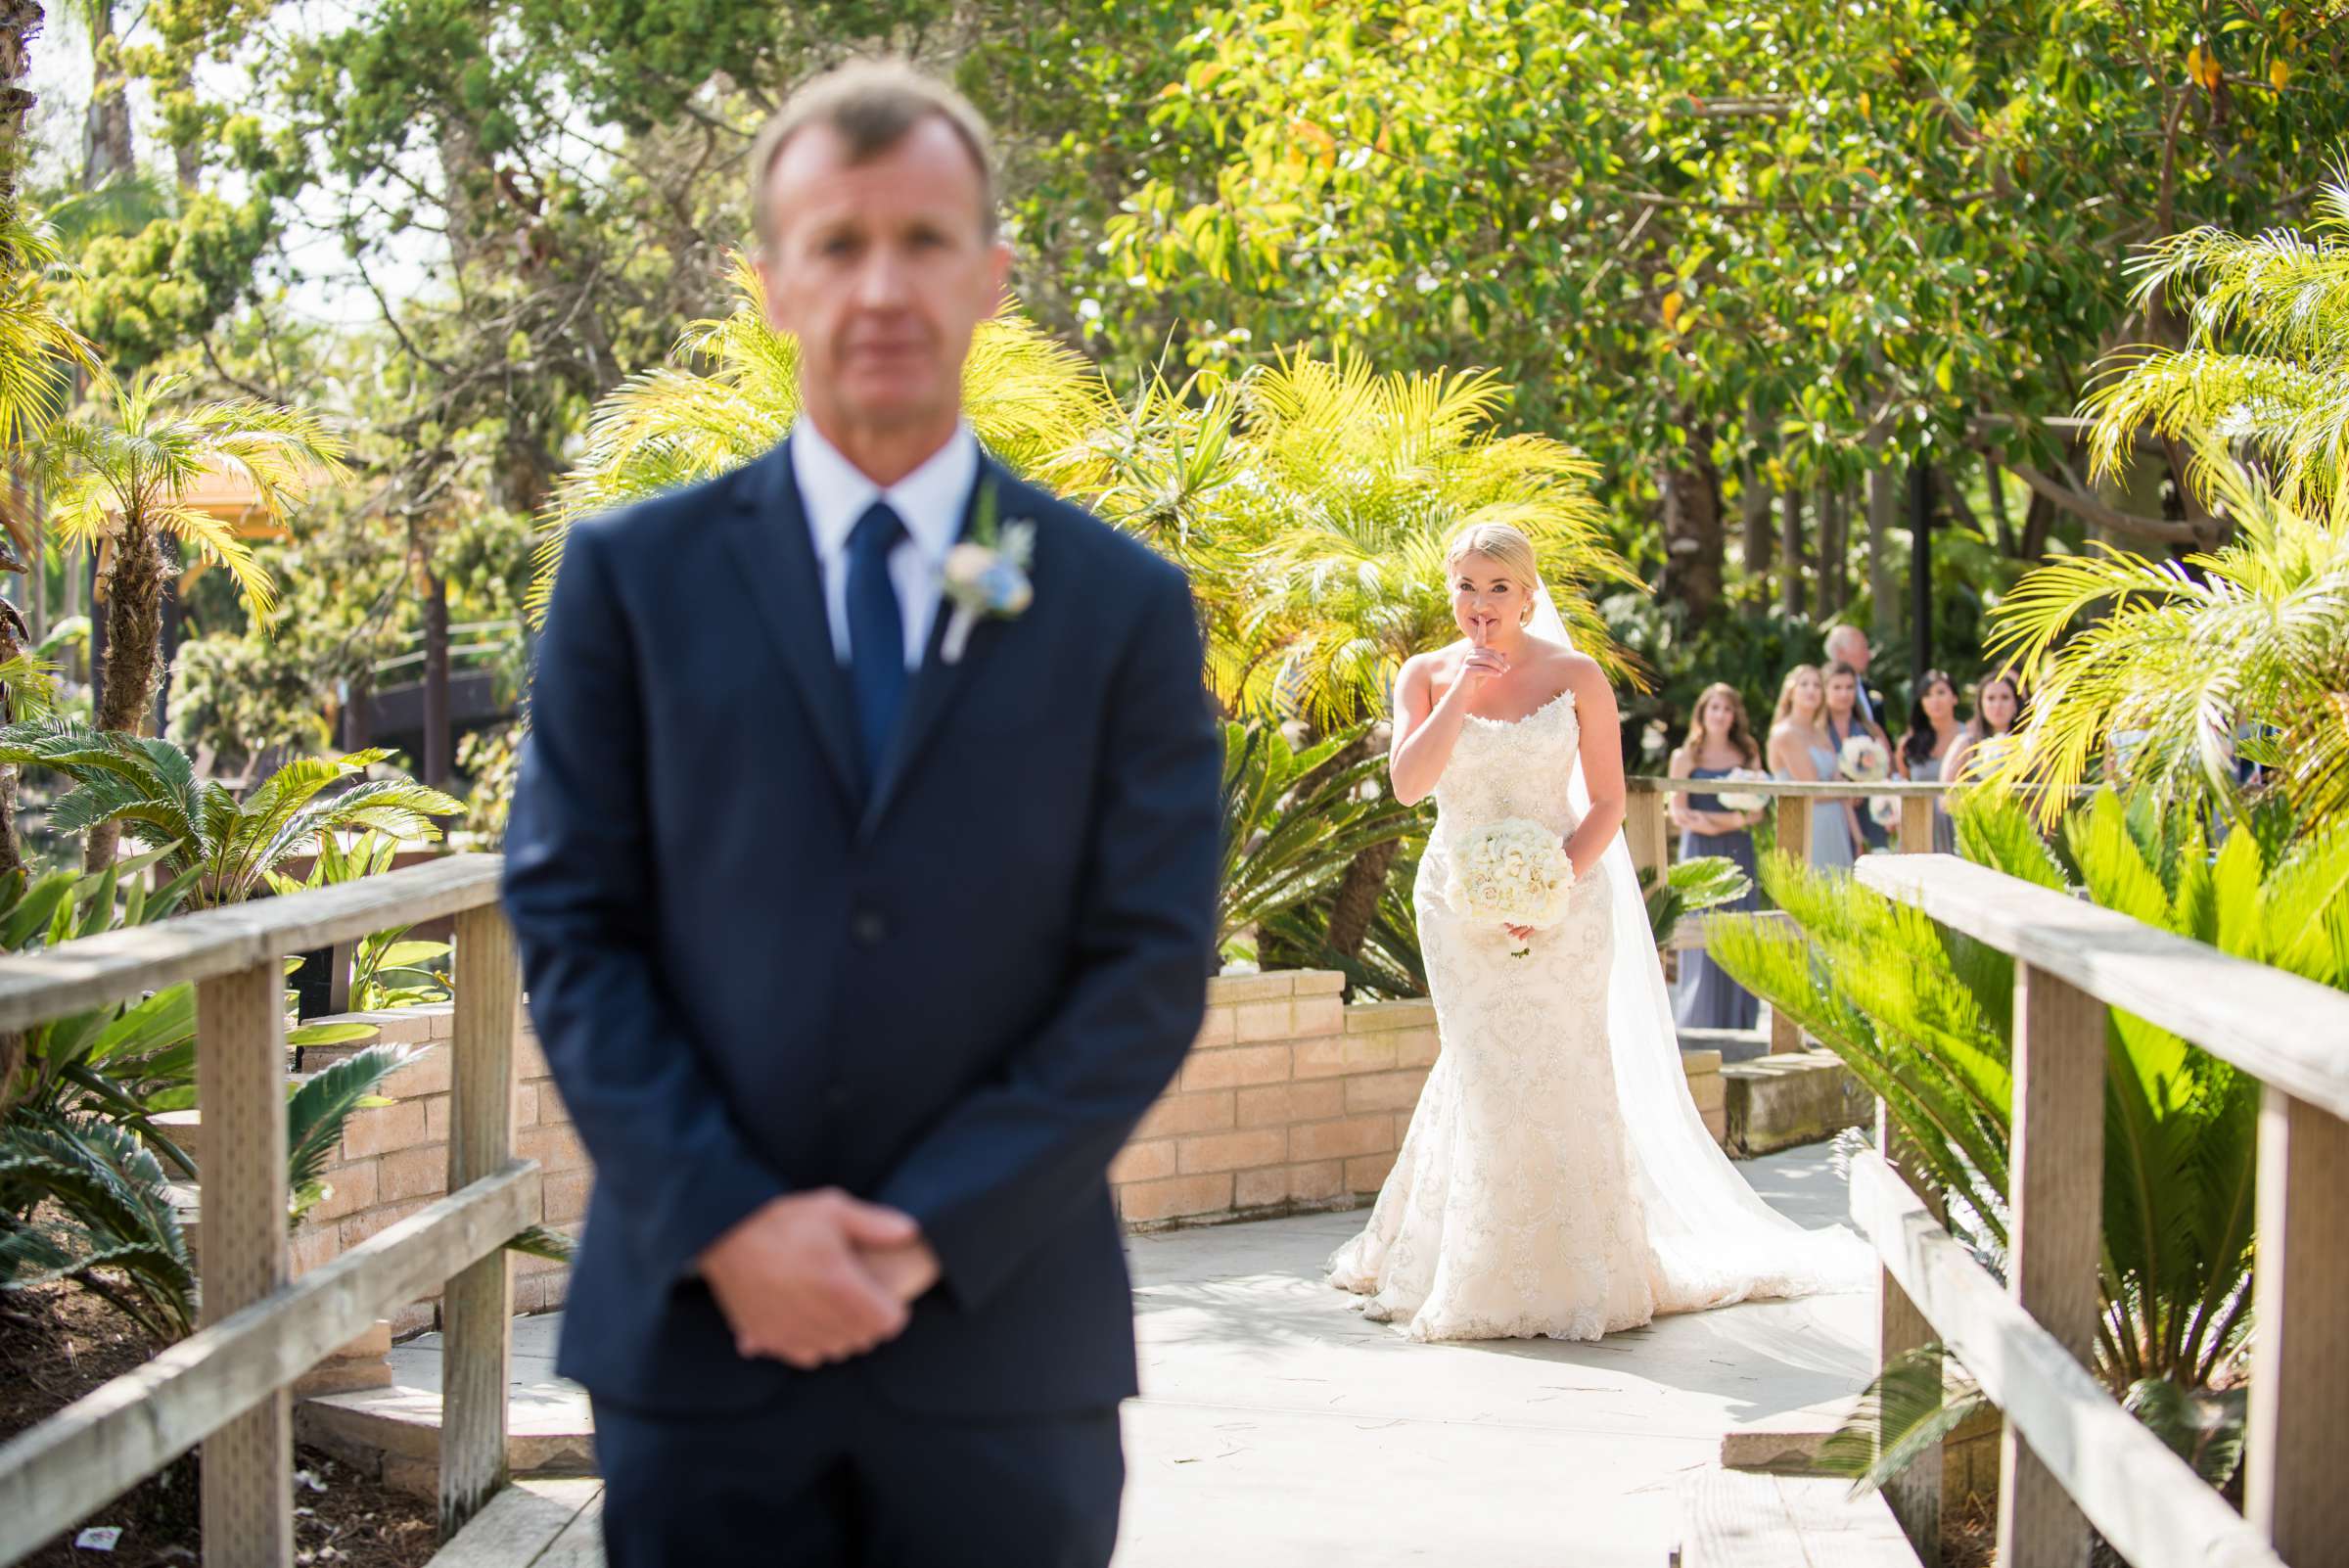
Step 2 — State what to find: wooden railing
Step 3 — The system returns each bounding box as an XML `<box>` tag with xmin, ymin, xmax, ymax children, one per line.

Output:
<box><xmin>1847</xmin><ymin>853</ymin><xmax>2349</xmax><ymax>1568</ymax></box>
<box><xmin>0</xmin><ymin>854</ymin><xmax>531</xmax><ymax>1567</ymax></box>
<box><xmin>1625</xmin><ymin>775</ymin><xmax>1952</xmax><ymax>1052</ymax></box>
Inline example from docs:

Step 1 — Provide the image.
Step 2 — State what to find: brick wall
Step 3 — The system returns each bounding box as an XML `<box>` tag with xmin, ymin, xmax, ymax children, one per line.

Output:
<box><xmin>219</xmin><ymin>970</ymin><xmax>1727</xmax><ymax>1331</ymax></box>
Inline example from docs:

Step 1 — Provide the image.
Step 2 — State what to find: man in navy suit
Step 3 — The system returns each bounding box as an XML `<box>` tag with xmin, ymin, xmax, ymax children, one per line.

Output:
<box><xmin>501</xmin><ymin>59</ymin><xmax>1221</xmax><ymax>1567</ymax></box>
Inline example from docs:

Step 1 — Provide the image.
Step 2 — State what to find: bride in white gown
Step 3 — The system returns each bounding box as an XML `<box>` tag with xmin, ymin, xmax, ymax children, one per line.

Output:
<box><xmin>1329</xmin><ymin>523</ymin><xmax>1867</xmax><ymax>1342</ymax></box>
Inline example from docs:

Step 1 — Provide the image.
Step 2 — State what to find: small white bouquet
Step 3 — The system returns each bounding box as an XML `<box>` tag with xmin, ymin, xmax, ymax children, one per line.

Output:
<box><xmin>1868</xmin><ymin>795</ymin><xmax>1902</xmax><ymax>828</ymax></box>
<box><xmin>1712</xmin><ymin>767</ymin><xmax>1771</xmax><ymax>813</ymax></box>
<box><xmin>1838</xmin><ymin>733</ymin><xmax>1891</xmax><ymax>784</ymax></box>
<box><xmin>1448</xmin><ymin>818</ymin><xmax>1575</xmax><ymax>956</ymax></box>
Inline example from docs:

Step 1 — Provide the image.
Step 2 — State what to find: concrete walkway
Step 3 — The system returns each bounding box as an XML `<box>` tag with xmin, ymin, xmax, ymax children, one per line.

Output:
<box><xmin>1117</xmin><ymin>1141</ymin><xmax>1874</xmax><ymax>1566</ymax></box>
<box><xmin>406</xmin><ymin>1143</ymin><xmax>1874</xmax><ymax>1566</ymax></box>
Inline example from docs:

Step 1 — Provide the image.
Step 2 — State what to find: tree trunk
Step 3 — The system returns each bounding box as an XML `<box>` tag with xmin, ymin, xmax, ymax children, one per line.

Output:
<box><xmin>2090</xmin><ymin>433</ymin><xmax>2168</xmax><ymax>556</ymax></box>
<box><xmin>154</xmin><ymin>560</ymin><xmax>182</xmax><ymax>737</ymax></box>
<box><xmin>422</xmin><ymin>567</ymin><xmax>451</xmax><ymax>787</ymax></box>
<box><xmin>87</xmin><ymin>515</ymin><xmax>165</xmax><ymax>868</ymax></box>
<box><xmin>1910</xmin><ymin>460</ymin><xmax>1934</xmax><ymax>682</ymax></box>
<box><xmin>1777</xmin><ymin>486</ymin><xmax>1804</xmax><ymax>617</ymax></box>
<box><xmin>1818</xmin><ymin>486</ymin><xmax>1848</xmax><ymax>614</ymax></box>
<box><xmin>1657</xmin><ymin>417</ymin><xmax>1725</xmax><ymax>619</ymax></box>
<box><xmin>86</xmin><ymin>548</ymin><xmax>103</xmax><ymax>714</ymax></box>
<box><xmin>1866</xmin><ymin>462</ymin><xmax>1903</xmax><ymax>653</ymax></box>
<box><xmin>1739</xmin><ymin>462</ymin><xmax>1775</xmax><ymax>593</ymax></box>
<box><xmin>1983</xmin><ymin>457</ymin><xmax>2016</xmax><ymax>555</ymax></box>
<box><xmin>79</xmin><ymin>0</ymin><xmax>131</xmax><ymax>190</ymax></box>
<box><xmin>436</xmin><ymin>115</ymin><xmax>494</xmax><ymax>277</ymax></box>
<box><xmin>342</xmin><ymin>666</ymin><xmax>373</xmax><ymax>750</ymax></box>
<box><xmin>1324</xmin><ymin>837</ymin><xmax>1400</xmax><ymax>961</ymax></box>
<box><xmin>2020</xmin><ymin>486</ymin><xmax>2054</xmax><ymax>562</ymax></box>
<box><xmin>0</xmin><ymin>0</ymin><xmax>41</xmax><ymax>202</ymax></box>
<box><xmin>0</xmin><ymin>590</ymin><xmax>23</xmax><ymax>1118</ymax></box>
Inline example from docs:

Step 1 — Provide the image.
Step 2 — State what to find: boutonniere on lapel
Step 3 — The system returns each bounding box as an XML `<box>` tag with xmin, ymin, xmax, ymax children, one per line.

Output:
<box><xmin>941</xmin><ymin>480</ymin><xmax>1036</xmax><ymax>665</ymax></box>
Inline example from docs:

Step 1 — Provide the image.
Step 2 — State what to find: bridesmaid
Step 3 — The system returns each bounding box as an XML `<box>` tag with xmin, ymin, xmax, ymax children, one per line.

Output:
<box><xmin>1822</xmin><ymin>661</ymin><xmax>1887</xmax><ymax>853</ymax></box>
<box><xmin>1898</xmin><ymin>669</ymin><xmax>1965</xmax><ymax>853</ymax></box>
<box><xmin>1945</xmin><ymin>670</ymin><xmax>2025</xmax><ymax>787</ymax></box>
<box><xmin>1668</xmin><ymin>683</ymin><xmax>1765</xmax><ymax>1030</ymax></box>
<box><xmin>1768</xmin><ymin>665</ymin><xmax>1857</xmax><ymax>871</ymax></box>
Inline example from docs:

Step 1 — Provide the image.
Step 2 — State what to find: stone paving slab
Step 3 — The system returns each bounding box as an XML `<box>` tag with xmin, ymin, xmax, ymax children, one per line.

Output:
<box><xmin>352</xmin><ymin>1142</ymin><xmax>1873</xmax><ymax>1566</ymax></box>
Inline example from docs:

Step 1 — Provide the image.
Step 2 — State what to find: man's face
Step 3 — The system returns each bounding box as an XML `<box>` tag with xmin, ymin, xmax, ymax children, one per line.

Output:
<box><xmin>756</xmin><ymin>117</ymin><xmax>1012</xmax><ymax>435</ymax></box>
<box><xmin>1833</xmin><ymin>630</ymin><xmax>1870</xmax><ymax>673</ymax></box>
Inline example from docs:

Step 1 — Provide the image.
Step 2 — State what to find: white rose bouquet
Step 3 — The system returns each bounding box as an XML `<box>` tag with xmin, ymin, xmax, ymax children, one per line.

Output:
<box><xmin>1448</xmin><ymin>818</ymin><xmax>1575</xmax><ymax>956</ymax></box>
<box><xmin>1712</xmin><ymin>767</ymin><xmax>1771</xmax><ymax>813</ymax></box>
<box><xmin>1868</xmin><ymin>794</ymin><xmax>1902</xmax><ymax>828</ymax></box>
<box><xmin>1838</xmin><ymin>733</ymin><xmax>1891</xmax><ymax>784</ymax></box>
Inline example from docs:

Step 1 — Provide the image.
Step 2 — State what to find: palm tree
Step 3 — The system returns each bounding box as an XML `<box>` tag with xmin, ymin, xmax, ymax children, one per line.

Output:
<box><xmin>35</xmin><ymin>372</ymin><xmax>345</xmax><ymax>864</ymax></box>
<box><xmin>1229</xmin><ymin>351</ymin><xmax>1635</xmax><ymax>726</ymax></box>
<box><xmin>0</xmin><ymin>206</ymin><xmax>92</xmax><ymax>895</ymax></box>
<box><xmin>1987</xmin><ymin>457</ymin><xmax>2349</xmax><ymax>825</ymax></box>
<box><xmin>0</xmin><ymin>722</ymin><xmax>461</xmax><ymax>907</ymax></box>
<box><xmin>530</xmin><ymin>256</ymin><xmax>1117</xmax><ymax>623</ymax></box>
<box><xmin>0</xmin><ymin>208</ymin><xmax>97</xmax><ymax>449</ymax></box>
<box><xmin>1989</xmin><ymin>175</ymin><xmax>2349</xmax><ymax>830</ymax></box>
<box><xmin>1216</xmin><ymin>353</ymin><xmax>1636</xmax><ymax>957</ymax></box>
<box><xmin>2081</xmin><ymin>164</ymin><xmax>2349</xmax><ymax>519</ymax></box>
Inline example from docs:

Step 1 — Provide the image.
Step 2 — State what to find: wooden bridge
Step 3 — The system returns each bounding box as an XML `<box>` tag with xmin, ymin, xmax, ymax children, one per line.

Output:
<box><xmin>0</xmin><ymin>778</ymin><xmax>2343</xmax><ymax>1566</ymax></box>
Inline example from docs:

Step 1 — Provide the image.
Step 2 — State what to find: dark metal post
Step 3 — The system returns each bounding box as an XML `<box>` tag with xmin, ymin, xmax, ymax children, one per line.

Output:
<box><xmin>1909</xmin><ymin>458</ymin><xmax>1934</xmax><ymax>682</ymax></box>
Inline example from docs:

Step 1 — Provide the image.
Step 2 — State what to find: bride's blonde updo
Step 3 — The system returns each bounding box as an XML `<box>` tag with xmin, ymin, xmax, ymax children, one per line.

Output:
<box><xmin>1444</xmin><ymin>522</ymin><xmax>1543</xmax><ymax>626</ymax></box>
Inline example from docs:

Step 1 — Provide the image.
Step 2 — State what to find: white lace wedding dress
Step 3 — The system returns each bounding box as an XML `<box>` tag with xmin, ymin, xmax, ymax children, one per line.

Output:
<box><xmin>1328</xmin><ymin>687</ymin><xmax>1867</xmax><ymax>1342</ymax></box>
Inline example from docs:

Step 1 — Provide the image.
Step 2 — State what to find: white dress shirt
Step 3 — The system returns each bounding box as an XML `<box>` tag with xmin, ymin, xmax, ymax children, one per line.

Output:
<box><xmin>790</xmin><ymin>417</ymin><xmax>979</xmax><ymax>669</ymax></box>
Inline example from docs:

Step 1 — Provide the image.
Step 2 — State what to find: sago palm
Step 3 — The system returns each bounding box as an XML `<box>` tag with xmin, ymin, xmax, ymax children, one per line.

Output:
<box><xmin>35</xmin><ymin>372</ymin><xmax>345</xmax><ymax>864</ymax></box>
<box><xmin>530</xmin><ymin>255</ymin><xmax>1118</xmax><ymax>623</ymax></box>
<box><xmin>0</xmin><ymin>722</ymin><xmax>462</xmax><ymax>908</ymax></box>
<box><xmin>1704</xmin><ymin>787</ymin><xmax>2343</xmax><ymax>1467</ymax></box>
<box><xmin>1217</xmin><ymin>717</ymin><xmax>1423</xmax><ymax>954</ymax></box>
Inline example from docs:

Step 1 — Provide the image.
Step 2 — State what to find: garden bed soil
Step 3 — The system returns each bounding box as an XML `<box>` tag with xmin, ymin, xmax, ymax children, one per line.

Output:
<box><xmin>0</xmin><ymin>1281</ymin><xmax>438</xmax><ymax>1568</ymax></box>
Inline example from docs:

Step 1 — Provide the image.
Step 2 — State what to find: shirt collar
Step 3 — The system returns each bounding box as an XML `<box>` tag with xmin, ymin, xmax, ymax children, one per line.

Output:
<box><xmin>790</xmin><ymin>417</ymin><xmax>979</xmax><ymax>563</ymax></box>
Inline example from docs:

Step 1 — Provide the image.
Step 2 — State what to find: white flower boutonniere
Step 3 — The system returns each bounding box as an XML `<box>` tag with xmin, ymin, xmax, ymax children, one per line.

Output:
<box><xmin>941</xmin><ymin>481</ymin><xmax>1035</xmax><ymax>665</ymax></box>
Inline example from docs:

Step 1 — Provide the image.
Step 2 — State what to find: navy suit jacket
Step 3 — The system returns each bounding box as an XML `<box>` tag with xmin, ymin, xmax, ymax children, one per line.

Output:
<box><xmin>500</xmin><ymin>436</ymin><xmax>1221</xmax><ymax>1417</ymax></box>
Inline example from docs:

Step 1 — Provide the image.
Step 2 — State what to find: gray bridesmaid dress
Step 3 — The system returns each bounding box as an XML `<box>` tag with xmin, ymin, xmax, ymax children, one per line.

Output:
<box><xmin>1671</xmin><ymin>767</ymin><xmax>1761</xmax><ymax>1031</ymax></box>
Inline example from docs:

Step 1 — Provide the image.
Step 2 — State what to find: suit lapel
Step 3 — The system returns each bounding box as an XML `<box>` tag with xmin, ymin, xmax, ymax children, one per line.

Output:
<box><xmin>858</xmin><ymin>457</ymin><xmax>1008</xmax><ymax>839</ymax></box>
<box><xmin>724</xmin><ymin>438</ymin><xmax>863</xmax><ymax>809</ymax></box>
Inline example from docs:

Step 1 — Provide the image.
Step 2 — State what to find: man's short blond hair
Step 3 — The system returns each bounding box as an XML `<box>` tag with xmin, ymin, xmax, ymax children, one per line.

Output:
<box><xmin>748</xmin><ymin>60</ymin><xmax>998</xmax><ymax>249</ymax></box>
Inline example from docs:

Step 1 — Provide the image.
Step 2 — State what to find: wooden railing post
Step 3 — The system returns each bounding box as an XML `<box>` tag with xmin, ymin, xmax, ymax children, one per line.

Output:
<box><xmin>1898</xmin><ymin>796</ymin><xmax>1936</xmax><ymax>855</ymax></box>
<box><xmin>2245</xmin><ymin>1087</ymin><xmax>2349</xmax><ymax>1559</ymax></box>
<box><xmin>196</xmin><ymin>961</ymin><xmax>293</xmax><ymax>1568</ymax></box>
<box><xmin>1626</xmin><ymin>787</ymin><xmax>1669</xmax><ymax>890</ymax></box>
<box><xmin>2000</xmin><ymin>962</ymin><xmax>2106</xmax><ymax>1568</ymax></box>
<box><xmin>1877</xmin><ymin>1100</ymin><xmax>1943</xmax><ymax>1565</ymax></box>
<box><xmin>438</xmin><ymin>904</ymin><xmax>522</xmax><ymax>1541</ymax></box>
<box><xmin>1769</xmin><ymin>793</ymin><xmax>1812</xmax><ymax>1054</ymax></box>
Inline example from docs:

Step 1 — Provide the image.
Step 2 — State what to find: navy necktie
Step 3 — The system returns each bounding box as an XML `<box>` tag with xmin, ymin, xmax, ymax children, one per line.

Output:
<box><xmin>846</xmin><ymin>500</ymin><xmax>908</xmax><ymax>781</ymax></box>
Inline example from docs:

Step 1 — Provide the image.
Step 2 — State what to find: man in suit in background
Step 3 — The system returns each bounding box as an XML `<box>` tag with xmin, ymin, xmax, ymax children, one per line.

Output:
<box><xmin>1824</xmin><ymin>623</ymin><xmax>1892</xmax><ymax>849</ymax></box>
<box><xmin>502</xmin><ymin>59</ymin><xmax>1222</xmax><ymax>1568</ymax></box>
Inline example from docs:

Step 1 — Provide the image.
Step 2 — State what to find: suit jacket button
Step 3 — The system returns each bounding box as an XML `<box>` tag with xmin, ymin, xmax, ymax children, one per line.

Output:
<box><xmin>852</xmin><ymin>909</ymin><xmax>887</xmax><ymax>945</ymax></box>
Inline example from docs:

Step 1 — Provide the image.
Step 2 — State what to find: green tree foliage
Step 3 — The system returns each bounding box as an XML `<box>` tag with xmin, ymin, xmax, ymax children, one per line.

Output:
<box><xmin>1993</xmin><ymin>180</ymin><xmax>2349</xmax><ymax>829</ymax></box>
